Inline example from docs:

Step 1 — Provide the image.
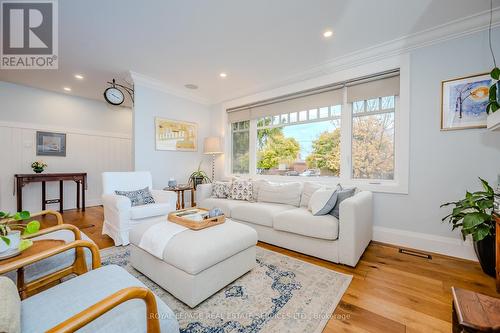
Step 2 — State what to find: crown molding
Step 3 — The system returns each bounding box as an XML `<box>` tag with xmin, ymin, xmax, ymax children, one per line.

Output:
<box><xmin>129</xmin><ymin>71</ymin><xmax>211</xmax><ymax>106</ymax></box>
<box><xmin>216</xmin><ymin>6</ymin><xmax>500</xmax><ymax>105</ymax></box>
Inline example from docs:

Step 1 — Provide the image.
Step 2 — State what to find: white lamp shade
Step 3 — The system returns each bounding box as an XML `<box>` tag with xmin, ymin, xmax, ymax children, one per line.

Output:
<box><xmin>203</xmin><ymin>136</ymin><xmax>223</xmax><ymax>154</ymax></box>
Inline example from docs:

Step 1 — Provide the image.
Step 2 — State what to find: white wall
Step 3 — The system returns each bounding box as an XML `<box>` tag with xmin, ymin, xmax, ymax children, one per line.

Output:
<box><xmin>0</xmin><ymin>81</ymin><xmax>132</xmax><ymax>212</ymax></box>
<box><xmin>132</xmin><ymin>81</ymin><xmax>212</xmax><ymax>205</ymax></box>
<box><xmin>210</xmin><ymin>28</ymin><xmax>500</xmax><ymax>259</ymax></box>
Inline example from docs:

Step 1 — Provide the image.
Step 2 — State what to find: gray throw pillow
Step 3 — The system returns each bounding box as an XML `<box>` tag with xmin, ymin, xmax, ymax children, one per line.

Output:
<box><xmin>311</xmin><ymin>186</ymin><xmax>340</xmax><ymax>216</ymax></box>
<box><xmin>115</xmin><ymin>187</ymin><xmax>155</xmax><ymax>207</ymax></box>
<box><xmin>329</xmin><ymin>187</ymin><xmax>356</xmax><ymax>218</ymax></box>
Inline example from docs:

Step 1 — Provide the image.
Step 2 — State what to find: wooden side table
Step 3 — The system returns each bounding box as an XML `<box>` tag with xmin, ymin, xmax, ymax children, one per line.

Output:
<box><xmin>452</xmin><ymin>287</ymin><xmax>500</xmax><ymax>332</ymax></box>
<box><xmin>164</xmin><ymin>186</ymin><xmax>195</xmax><ymax>210</ymax></box>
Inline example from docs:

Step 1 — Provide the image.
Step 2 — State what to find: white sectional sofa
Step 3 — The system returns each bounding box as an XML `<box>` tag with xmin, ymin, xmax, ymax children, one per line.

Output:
<box><xmin>197</xmin><ymin>182</ymin><xmax>373</xmax><ymax>267</ymax></box>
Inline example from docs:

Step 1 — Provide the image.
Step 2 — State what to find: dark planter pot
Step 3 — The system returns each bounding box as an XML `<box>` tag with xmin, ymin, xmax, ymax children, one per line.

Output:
<box><xmin>33</xmin><ymin>168</ymin><xmax>44</xmax><ymax>173</ymax></box>
<box><xmin>473</xmin><ymin>234</ymin><xmax>496</xmax><ymax>277</ymax></box>
<box><xmin>191</xmin><ymin>176</ymin><xmax>205</xmax><ymax>190</ymax></box>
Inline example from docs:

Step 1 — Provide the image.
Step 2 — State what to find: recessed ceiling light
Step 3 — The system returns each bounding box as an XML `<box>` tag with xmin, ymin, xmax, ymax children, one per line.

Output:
<box><xmin>63</xmin><ymin>87</ymin><xmax>71</xmax><ymax>92</ymax></box>
<box><xmin>219</xmin><ymin>72</ymin><xmax>227</xmax><ymax>78</ymax></box>
<box><xmin>184</xmin><ymin>83</ymin><xmax>198</xmax><ymax>90</ymax></box>
<box><xmin>323</xmin><ymin>30</ymin><xmax>333</xmax><ymax>38</ymax></box>
<box><xmin>74</xmin><ymin>74</ymin><xmax>84</xmax><ymax>80</ymax></box>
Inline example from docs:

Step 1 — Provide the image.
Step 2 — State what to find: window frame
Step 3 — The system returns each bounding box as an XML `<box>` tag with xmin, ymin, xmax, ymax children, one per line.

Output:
<box><xmin>224</xmin><ymin>56</ymin><xmax>410</xmax><ymax>194</ymax></box>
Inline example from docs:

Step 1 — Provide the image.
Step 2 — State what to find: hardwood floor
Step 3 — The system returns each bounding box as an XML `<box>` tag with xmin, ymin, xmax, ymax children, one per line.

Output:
<box><xmin>48</xmin><ymin>206</ymin><xmax>498</xmax><ymax>333</ymax></box>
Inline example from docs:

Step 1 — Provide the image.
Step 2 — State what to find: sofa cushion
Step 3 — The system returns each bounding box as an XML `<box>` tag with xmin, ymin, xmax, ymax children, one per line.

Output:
<box><xmin>198</xmin><ymin>197</ymin><xmax>245</xmax><ymax>217</ymax></box>
<box><xmin>309</xmin><ymin>188</ymin><xmax>339</xmax><ymax>216</ymax></box>
<box><xmin>257</xmin><ymin>182</ymin><xmax>302</xmax><ymax>207</ymax></box>
<box><xmin>231</xmin><ymin>202</ymin><xmax>296</xmax><ymax>227</ymax></box>
<box><xmin>0</xmin><ymin>277</ymin><xmax>20</xmax><ymax>333</ymax></box>
<box><xmin>21</xmin><ymin>265</ymin><xmax>179</xmax><ymax>333</ymax></box>
<box><xmin>330</xmin><ymin>187</ymin><xmax>356</xmax><ymax>218</ymax></box>
<box><xmin>229</xmin><ymin>179</ymin><xmax>253</xmax><ymax>201</ymax></box>
<box><xmin>115</xmin><ymin>187</ymin><xmax>155</xmax><ymax>207</ymax></box>
<box><xmin>211</xmin><ymin>181</ymin><xmax>231</xmax><ymax>198</ymax></box>
<box><xmin>129</xmin><ymin>202</ymin><xmax>172</xmax><ymax>220</ymax></box>
<box><xmin>273</xmin><ymin>207</ymin><xmax>339</xmax><ymax>240</ymax></box>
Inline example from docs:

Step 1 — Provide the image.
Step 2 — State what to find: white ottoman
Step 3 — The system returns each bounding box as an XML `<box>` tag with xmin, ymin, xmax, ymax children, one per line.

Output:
<box><xmin>129</xmin><ymin>218</ymin><xmax>258</xmax><ymax>308</ymax></box>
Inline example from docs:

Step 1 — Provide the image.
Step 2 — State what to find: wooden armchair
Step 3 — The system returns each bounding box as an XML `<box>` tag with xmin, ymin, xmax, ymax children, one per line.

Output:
<box><xmin>1</xmin><ymin>237</ymin><xmax>164</xmax><ymax>333</ymax></box>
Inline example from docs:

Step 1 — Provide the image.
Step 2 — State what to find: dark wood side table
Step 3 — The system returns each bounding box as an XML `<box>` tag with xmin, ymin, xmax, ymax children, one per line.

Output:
<box><xmin>163</xmin><ymin>186</ymin><xmax>195</xmax><ymax>210</ymax></box>
<box><xmin>452</xmin><ymin>287</ymin><xmax>500</xmax><ymax>333</ymax></box>
<box><xmin>14</xmin><ymin>173</ymin><xmax>87</xmax><ymax>213</ymax></box>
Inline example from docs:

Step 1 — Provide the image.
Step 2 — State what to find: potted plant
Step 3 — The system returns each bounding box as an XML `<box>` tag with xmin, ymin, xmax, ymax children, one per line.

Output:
<box><xmin>0</xmin><ymin>211</ymin><xmax>41</xmax><ymax>257</ymax></box>
<box><xmin>31</xmin><ymin>160</ymin><xmax>47</xmax><ymax>173</ymax></box>
<box><xmin>441</xmin><ymin>178</ymin><xmax>496</xmax><ymax>277</ymax></box>
<box><xmin>188</xmin><ymin>162</ymin><xmax>211</xmax><ymax>189</ymax></box>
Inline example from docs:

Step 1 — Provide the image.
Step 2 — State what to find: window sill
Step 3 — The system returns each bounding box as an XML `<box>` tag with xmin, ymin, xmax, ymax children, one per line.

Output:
<box><xmin>226</xmin><ymin>174</ymin><xmax>408</xmax><ymax>194</ymax></box>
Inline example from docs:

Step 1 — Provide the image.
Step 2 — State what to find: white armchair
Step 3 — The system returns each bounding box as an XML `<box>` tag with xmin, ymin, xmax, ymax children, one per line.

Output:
<box><xmin>101</xmin><ymin>171</ymin><xmax>177</xmax><ymax>246</ymax></box>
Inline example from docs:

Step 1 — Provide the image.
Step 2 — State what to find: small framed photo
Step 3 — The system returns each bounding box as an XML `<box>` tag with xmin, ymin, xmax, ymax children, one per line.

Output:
<box><xmin>36</xmin><ymin>131</ymin><xmax>66</xmax><ymax>156</ymax></box>
<box><xmin>441</xmin><ymin>73</ymin><xmax>492</xmax><ymax>130</ymax></box>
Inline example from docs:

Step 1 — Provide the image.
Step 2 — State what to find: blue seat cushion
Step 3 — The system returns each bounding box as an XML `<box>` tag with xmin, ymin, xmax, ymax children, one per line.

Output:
<box><xmin>21</xmin><ymin>265</ymin><xmax>179</xmax><ymax>333</ymax></box>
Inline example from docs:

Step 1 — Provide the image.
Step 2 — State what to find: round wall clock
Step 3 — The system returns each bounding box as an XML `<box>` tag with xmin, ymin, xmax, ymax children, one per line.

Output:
<box><xmin>104</xmin><ymin>86</ymin><xmax>124</xmax><ymax>105</ymax></box>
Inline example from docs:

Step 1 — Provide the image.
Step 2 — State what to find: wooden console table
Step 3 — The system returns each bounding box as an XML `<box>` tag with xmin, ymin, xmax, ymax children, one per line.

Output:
<box><xmin>14</xmin><ymin>173</ymin><xmax>87</xmax><ymax>213</ymax></box>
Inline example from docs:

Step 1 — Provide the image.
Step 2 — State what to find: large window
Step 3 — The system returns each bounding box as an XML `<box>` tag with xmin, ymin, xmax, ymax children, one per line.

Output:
<box><xmin>256</xmin><ymin>105</ymin><xmax>341</xmax><ymax>177</ymax></box>
<box><xmin>226</xmin><ymin>71</ymin><xmax>404</xmax><ymax>191</ymax></box>
<box><xmin>231</xmin><ymin>121</ymin><xmax>249</xmax><ymax>174</ymax></box>
<box><xmin>351</xmin><ymin>96</ymin><xmax>395</xmax><ymax>180</ymax></box>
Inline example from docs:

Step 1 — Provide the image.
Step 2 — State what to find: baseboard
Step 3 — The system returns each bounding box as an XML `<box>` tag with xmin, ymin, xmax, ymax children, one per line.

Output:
<box><xmin>372</xmin><ymin>226</ymin><xmax>477</xmax><ymax>261</ymax></box>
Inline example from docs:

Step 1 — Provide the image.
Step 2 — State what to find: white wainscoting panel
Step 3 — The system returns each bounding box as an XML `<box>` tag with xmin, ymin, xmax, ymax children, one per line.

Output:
<box><xmin>0</xmin><ymin>124</ymin><xmax>132</xmax><ymax>213</ymax></box>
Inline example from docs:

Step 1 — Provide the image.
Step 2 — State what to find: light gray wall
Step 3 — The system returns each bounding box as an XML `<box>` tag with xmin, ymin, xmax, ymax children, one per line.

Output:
<box><xmin>375</xmin><ymin>28</ymin><xmax>500</xmax><ymax>238</ymax></box>
<box><xmin>0</xmin><ymin>81</ymin><xmax>132</xmax><ymax>134</ymax></box>
<box><xmin>0</xmin><ymin>81</ymin><xmax>132</xmax><ymax>212</ymax></box>
<box><xmin>133</xmin><ymin>84</ymin><xmax>212</xmax><ymax>199</ymax></box>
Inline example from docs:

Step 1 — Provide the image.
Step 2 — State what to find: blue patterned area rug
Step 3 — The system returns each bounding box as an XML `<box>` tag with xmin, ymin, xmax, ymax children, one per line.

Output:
<box><xmin>100</xmin><ymin>246</ymin><xmax>352</xmax><ymax>333</ymax></box>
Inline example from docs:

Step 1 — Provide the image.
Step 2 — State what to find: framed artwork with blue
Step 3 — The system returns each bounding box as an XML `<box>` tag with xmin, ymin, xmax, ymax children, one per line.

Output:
<box><xmin>441</xmin><ymin>73</ymin><xmax>492</xmax><ymax>130</ymax></box>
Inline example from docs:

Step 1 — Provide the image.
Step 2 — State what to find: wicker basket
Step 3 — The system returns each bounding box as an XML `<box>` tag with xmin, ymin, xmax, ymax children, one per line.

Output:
<box><xmin>167</xmin><ymin>208</ymin><xmax>225</xmax><ymax>230</ymax></box>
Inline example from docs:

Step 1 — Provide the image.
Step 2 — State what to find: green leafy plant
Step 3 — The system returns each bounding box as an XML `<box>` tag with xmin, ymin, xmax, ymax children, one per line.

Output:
<box><xmin>441</xmin><ymin>178</ymin><xmax>495</xmax><ymax>242</ymax></box>
<box><xmin>188</xmin><ymin>162</ymin><xmax>211</xmax><ymax>187</ymax></box>
<box><xmin>31</xmin><ymin>160</ymin><xmax>47</xmax><ymax>173</ymax></box>
<box><xmin>486</xmin><ymin>67</ymin><xmax>499</xmax><ymax>114</ymax></box>
<box><xmin>0</xmin><ymin>211</ymin><xmax>41</xmax><ymax>251</ymax></box>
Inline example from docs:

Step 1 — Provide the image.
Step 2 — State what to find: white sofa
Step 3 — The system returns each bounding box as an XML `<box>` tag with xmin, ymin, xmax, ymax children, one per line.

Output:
<box><xmin>197</xmin><ymin>182</ymin><xmax>372</xmax><ymax>267</ymax></box>
<box><xmin>101</xmin><ymin>171</ymin><xmax>177</xmax><ymax>246</ymax></box>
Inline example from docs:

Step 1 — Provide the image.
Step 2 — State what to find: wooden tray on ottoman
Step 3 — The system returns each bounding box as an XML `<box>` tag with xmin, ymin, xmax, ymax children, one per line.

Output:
<box><xmin>168</xmin><ymin>208</ymin><xmax>225</xmax><ymax>230</ymax></box>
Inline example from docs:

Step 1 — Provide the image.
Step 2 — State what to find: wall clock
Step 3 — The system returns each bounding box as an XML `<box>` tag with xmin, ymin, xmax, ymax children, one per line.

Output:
<box><xmin>103</xmin><ymin>78</ymin><xmax>134</xmax><ymax>106</ymax></box>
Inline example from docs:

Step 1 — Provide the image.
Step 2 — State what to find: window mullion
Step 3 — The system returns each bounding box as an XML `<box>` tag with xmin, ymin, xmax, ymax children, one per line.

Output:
<box><xmin>340</xmin><ymin>86</ymin><xmax>351</xmax><ymax>182</ymax></box>
<box><xmin>249</xmin><ymin>119</ymin><xmax>257</xmax><ymax>177</ymax></box>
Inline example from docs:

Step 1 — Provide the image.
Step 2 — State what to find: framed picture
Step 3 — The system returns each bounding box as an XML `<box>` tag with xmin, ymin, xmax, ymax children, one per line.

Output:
<box><xmin>441</xmin><ymin>73</ymin><xmax>492</xmax><ymax>130</ymax></box>
<box><xmin>155</xmin><ymin>117</ymin><xmax>198</xmax><ymax>151</ymax></box>
<box><xmin>36</xmin><ymin>131</ymin><xmax>66</xmax><ymax>156</ymax></box>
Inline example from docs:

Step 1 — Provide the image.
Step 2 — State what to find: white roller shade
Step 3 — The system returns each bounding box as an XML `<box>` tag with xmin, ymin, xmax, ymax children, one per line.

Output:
<box><xmin>347</xmin><ymin>75</ymin><xmax>400</xmax><ymax>103</ymax></box>
<box><xmin>250</xmin><ymin>89</ymin><xmax>343</xmax><ymax>120</ymax></box>
<box><xmin>227</xmin><ymin>108</ymin><xmax>251</xmax><ymax>123</ymax></box>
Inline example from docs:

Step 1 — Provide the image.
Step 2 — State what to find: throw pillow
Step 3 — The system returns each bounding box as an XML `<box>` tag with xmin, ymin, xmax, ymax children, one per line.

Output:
<box><xmin>0</xmin><ymin>277</ymin><xmax>21</xmax><ymax>333</ymax></box>
<box><xmin>229</xmin><ymin>179</ymin><xmax>253</xmax><ymax>201</ymax></box>
<box><xmin>257</xmin><ymin>182</ymin><xmax>302</xmax><ymax>207</ymax></box>
<box><xmin>211</xmin><ymin>181</ymin><xmax>231</xmax><ymax>198</ymax></box>
<box><xmin>115</xmin><ymin>187</ymin><xmax>156</xmax><ymax>207</ymax></box>
<box><xmin>329</xmin><ymin>187</ymin><xmax>356</xmax><ymax>218</ymax></box>
<box><xmin>250</xmin><ymin>179</ymin><xmax>269</xmax><ymax>202</ymax></box>
<box><xmin>308</xmin><ymin>187</ymin><xmax>340</xmax><ymax>216</ymax></box>
<box><xmin>300</xmin><ymin>182</ymin><xmax>331</xmax><ymax>207</ymax></box>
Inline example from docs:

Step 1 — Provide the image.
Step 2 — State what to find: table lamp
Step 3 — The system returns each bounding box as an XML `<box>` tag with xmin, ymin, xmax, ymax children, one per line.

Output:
<box><xmin>203</xmin><ymin>136</ymin><xmax>223</xmax><ymax>181</ymax></box>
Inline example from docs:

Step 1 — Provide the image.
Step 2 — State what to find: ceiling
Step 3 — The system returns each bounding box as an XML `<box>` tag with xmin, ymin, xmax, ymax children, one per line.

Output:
<box><xmin>1</xmin><ymin>0</ymin><xmax>499</xmax><ymax>106</ymax></box>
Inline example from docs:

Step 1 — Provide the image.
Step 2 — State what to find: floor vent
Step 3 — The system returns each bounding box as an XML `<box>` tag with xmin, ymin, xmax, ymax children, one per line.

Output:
<box><xmin>398</xmin><ymin>248</ymin><xmax>432</xmax><ymax>260</ymax></box>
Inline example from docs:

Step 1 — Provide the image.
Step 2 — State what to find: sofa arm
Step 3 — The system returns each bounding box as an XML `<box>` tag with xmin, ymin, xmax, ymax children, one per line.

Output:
<box><xmin>196</xmin><ymin>183</ymin><xmax>213</xmax><ymax>203</ymax></box>
<box><xmin>150</xmin><ymin>189</ymin><xmax>177</xmax><ymax>204</ymax></box>
<box><xmin>337</xmin><ymin>191</ymin><xmax>373</xmax><ymax>267</ymax></box>
<box><xmin>102</xmin><ymin>194</ymin><xmax>131</xmax><ymax>212</ymax></box>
